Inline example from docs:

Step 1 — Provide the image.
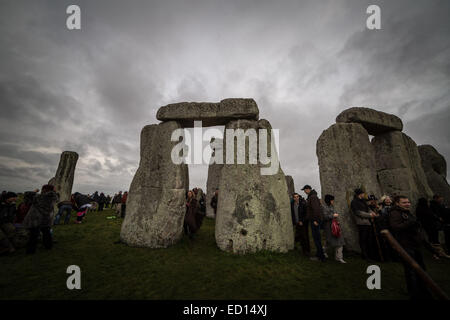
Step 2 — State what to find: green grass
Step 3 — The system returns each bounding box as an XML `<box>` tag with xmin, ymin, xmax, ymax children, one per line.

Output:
<box><xmin>1</xmin><ymin>208</ymin><xmax>449</xmax><ymax>300</ymax></box>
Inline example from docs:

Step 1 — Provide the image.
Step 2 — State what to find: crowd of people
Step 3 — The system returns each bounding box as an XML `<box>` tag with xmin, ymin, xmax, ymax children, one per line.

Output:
<box><xmin>0</xmin><ymin>187</ymin><xmax>128</xmax><ymax>255</ymax></box>
<box><xmin>2</xmin><ymin>181</ymin><xmax>450</xmax><ymax>299</ymax></box>
<box><xmin>290</xmin><ymin>184</ymin><xmax>450</xmax><ymax>299</ymax></box>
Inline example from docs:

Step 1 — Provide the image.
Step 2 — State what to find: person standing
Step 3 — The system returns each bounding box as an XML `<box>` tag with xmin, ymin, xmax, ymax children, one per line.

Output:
<box><xmin>424</xmin><ymin>195</ymin><xmax>450</xmax><ymax>258</ymax></box>
<box><xmin>351</xmin><ymin>188</ymin><xmax>377</xmax><ymax>261</ymax></box>
<box><xmin>379</xmin><ymin>195</ymin><xmax>393</xmax><ymax>217</ymax></box>
<box><xmin>23</xmin><ymin>185</ymin><xmax>59</xmax><ymax>254</ymax></box>
<box><xmin>98</xmin><ymin>192</ymin><xmax>106</xmax><ymax>212</ymax></box>
<box><xmin>302</xmin><ymin>185</ymin><xmax>325</xmax><ymax>262</ymax></box>
<box><xmin>322</xmin><ymin>194</ymin><xmax>346</xmax><ymax>263</ymax></box>
<box><xmin>290</xmin><ymin>193</ymin><xmax>310</xmax><ymax>257</ymax></box>
<box><xmin>121</xmin><ymin>191</ymin><xmax>128</xmax><ymax>218</ymax></box>
<box><xmin>378</xmin><ymin>195</ymin><xmax>396</xmax><ymax>261</ymax></box>
<box><xmin>389</xmin><ymin>195</ymin><xmax>433</xmax><ymax>300</ymax></box>
<box><xmin>115</xmin><ymin>191</ymin><xmax>123</xmax><ymax>216</ymax></box>
<box><xmin>193</xmin><ymin>189</ymin><xmax>206</xmax><ymax>229</ymax></box>
<box><xmin>184</xmin><ymin>190</ymin><xmax>199</xmax><ymax>238</ymax></box>
<box><xmin>15</xmin><ymin>191</ymin><xmax>36</xmax><ymax>225</ymax></box>
<box><xmin>210</xmin><ymin>189</ymin><xmax>219</xmax><ymax>217</ymax></box>
<box><xmin>0</xmin><ymin>192</ymin><xmax>18</xmax><ymax>254</ymax></box>
<box><xmin>105</xmin><ymin>195</ymin><xmax>111</xmax><ymax>209</ymax></box>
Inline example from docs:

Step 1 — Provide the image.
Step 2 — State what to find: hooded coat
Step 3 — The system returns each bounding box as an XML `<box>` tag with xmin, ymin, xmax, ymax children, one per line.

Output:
<box><xmin>23</xmin><ymin>191</ymin><xmax>59</xmax><ymax>228</ymax></box>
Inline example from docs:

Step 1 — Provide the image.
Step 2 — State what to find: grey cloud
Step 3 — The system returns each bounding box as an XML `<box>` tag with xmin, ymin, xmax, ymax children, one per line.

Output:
<box><xmin>0</xmin><ymin>0</ymin><xmax>449</xmax><ymax>196</ymax></box>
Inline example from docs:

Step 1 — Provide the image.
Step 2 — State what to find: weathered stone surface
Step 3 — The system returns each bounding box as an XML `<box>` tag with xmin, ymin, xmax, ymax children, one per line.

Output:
<box><xmin>336</xmin><ymin>107</ymin><xmax>403</xmax><ymax>135</ymax></box>
<box><xmin>418</xmin><ymin>144</ymin><xmax>450</xmax><ymax>206</ymax></box>
<box><xmin>48</xmin><ymin>151</ymin><xmax>78</xmax><ymax>202</ymax></box>
<box><xmin>120</xmin><ymin>121</ymin><xmax>189</xmax><ymax>248</ymax></box>
<box><xmin>372</xmin><ymin>132</ymin><xmax>433</xmax><ymax>208</ymax></box>
<box><xmin>206</xmin><ymin>138</ymin><xmax>224</xmax><ymax>218</ymax></box>
<box><xmin>317</xmin><ymin>123</ymin><xmax>381</xmax><ymax>252</ymax></box>
<box><xmin>285</xmin><ymin>175</ymin><xmax>295</xmax><ymax>199</ymax></box>
<box><xmin>215</xmin><ymin>119</ymin><xmax>294</xmax><ymax>253</ymax></box>
<box><xmin>156</xmin><ymin>98</ymin><xmax>259</xmax><ymax>127</ymax></box>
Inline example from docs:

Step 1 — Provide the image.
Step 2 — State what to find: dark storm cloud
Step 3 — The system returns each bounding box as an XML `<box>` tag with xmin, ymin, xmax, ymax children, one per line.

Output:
<box><xmin>0</xmin><ymin>0</ymin><xmax>449</xmax><ymax>195</ymax></box>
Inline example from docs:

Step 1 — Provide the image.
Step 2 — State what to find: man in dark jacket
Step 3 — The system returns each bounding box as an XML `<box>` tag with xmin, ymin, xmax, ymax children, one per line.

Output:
<box><xmin>92</xmin><ymin>191</ymin><xmax>100</xmax><ymax>204</ymax></box>
<box><xmin>98</xmin><ymin>193</ymin><xmax>106</xmax><ymax>212</ymax></box>
<box><xmin>291</xmin><ymin>193</ymin><xmax>310</xmax><ymax>257</ymax></box>
<box><xmin>389</xmin><ymin>195</ymin><xmax>433</xmax><ymax>300</ymax></box>
<box><xmin>0</xmin><ymin>192</ymin><xmax>18</xmax><ymax>254</ymax></box>
<box><xmin>351</xmin><ymin>189</ymin><xmax>377</xmax><ymax>260</ymax></box>
<box><xmin>210</xmin><ymin>189</ymin><xmax>219</xmax><ymax>217</ymax></box>
<box><xmin>302</xmin><ymin>185</ymin><xmax>325</xmax><ymax>261</ymax></box>
<box><xmin>428</xmin><ymin>194</ymin><xmax>450</xmax><ymax>258</ymax></box>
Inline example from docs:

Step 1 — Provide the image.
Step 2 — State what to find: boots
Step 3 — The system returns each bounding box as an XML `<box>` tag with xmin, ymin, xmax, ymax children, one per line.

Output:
<box><xmin>431</xmin><ymin>243</ymin><xmax>450</xmax><ymax>259</ymax></box>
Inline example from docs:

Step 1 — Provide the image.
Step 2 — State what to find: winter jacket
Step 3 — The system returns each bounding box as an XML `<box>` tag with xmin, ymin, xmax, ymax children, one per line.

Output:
<box><xmin>184</xmin><ymin>198</ymin><xmax>199</xmax><ymax>233</ymax></box>
<box><xmin>322</xmin><ymin>204</ymin><xmax>345</xmax><ymax>247</ymax></box>
<box><xmin>290</xmin><ymin>198</ymin><xmax>307</xmax><ymax>225</ymax></box>
<box><xmin>15</xmin><ymin>203</ymin><xmax>31</xmax><ymax>224</ymax></box>
<box><xmin>23</xmin><ymin>191</ymin><xmax>59</xmax><ymax>228</ymax></box>
<box><xmin>0</xmin><ymin>202</ymin><xmax>17</xmax><ymax>224</ymax></box>
<box><xmin>210</xmin><ymin>195</ymin><xmax>218</xmax><ymax>211</ymax></box>
<box><xmin>73</xmin><ymin>193</ymin><xmax>91</xmax><ymax>209</ymax></box>
<box><xmin>98</xmin><ymin>194</ymin><xmax>106</xmax><ymax>204</ymax></box>
<box><xmin>389</xmin><ymin>205</ymin><xmax>422</xmax><ymax>250</ymax></box>
<box><xmin>351</xmin><ymin>197</ymin><xmax>372</xmax><ymax>226</ymax></box>
<box><xmin>416</xmin><ymin>202</ymin><xmax>440</xmax><ymax>231</ymax></box>
<box><xmin>305</xmin><ymin>190</ymin><xmax>322</xmax><ymax>223</ymax></box>
<box><xmin>121</xmin><ymin>193</ymin><xmax>128</xmax><ymax>204</ymax></box>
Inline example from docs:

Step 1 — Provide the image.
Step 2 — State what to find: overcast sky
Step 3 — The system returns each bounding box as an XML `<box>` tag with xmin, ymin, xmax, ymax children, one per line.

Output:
<box><xmin>0</xmin><ymin>0</ymin><xmax>449</xmax><ymax>196</ymax></box>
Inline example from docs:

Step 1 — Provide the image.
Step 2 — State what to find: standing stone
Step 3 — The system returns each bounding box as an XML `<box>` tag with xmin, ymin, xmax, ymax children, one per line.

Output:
<box><xmin>206</xmin><ymin>138</ymin><xmax>224</xmax><ymax>218</ymax></box>
<box><xmin>215</xmin><ymin>119</ymin><xmax>294</xmax><ymax>253</ymax></box>
<box><xmin>48</xmin><ymin>151</ymin><xmax>78</xmax><ymax>202</ymax></box>
<box><xmin>418</xmin><ymin>145</ymin><xmax>450</xmax><ymax>206</ymax></box>
<box><xmin>285</xmin><ymin>175</ymin><xmax>295</xmax><ymax>199</ymax></box>
<box><xmin>120</xmin><ymin>121</ymin><xmax>189</xmax><ymax>248</ymax></box>
<box><xmin>336</xmin><ymin>107</ymin><xmax>403</xmax><ymax>135</ymax></box>
<box><xmin>372</xmin><ymin>131</ymin><xmax>433</xmax><ymax>209</ymax></box>
<box><xmin>317</xmin><ymin>123</ymin><xmax>381</xmax><ymax>252</ymax></box>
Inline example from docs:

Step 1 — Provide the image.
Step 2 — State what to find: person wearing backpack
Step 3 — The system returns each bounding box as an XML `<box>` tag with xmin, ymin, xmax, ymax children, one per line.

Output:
<box><xmin>302</xmin><ymin>185</ymin><xmax>326</xmax><ymax>262</ymax></box>
<box><xmin>322</xmin><ymin>194</ymin><xmax>346</xmax><ymax>263</ymax></box>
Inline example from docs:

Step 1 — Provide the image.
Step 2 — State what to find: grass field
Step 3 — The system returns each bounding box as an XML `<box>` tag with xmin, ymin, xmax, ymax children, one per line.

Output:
<box><xmin>1</xmin><ymin>207</ymin><xmax>449</xmax><ymax>300</ymax></box>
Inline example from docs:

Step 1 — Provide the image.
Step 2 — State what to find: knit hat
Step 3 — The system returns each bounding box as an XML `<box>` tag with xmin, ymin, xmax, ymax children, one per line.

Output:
<box><xmin>4</xmin><ymin>192</ymin><xmax>17</xmax><ymax>200</ymax></box>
